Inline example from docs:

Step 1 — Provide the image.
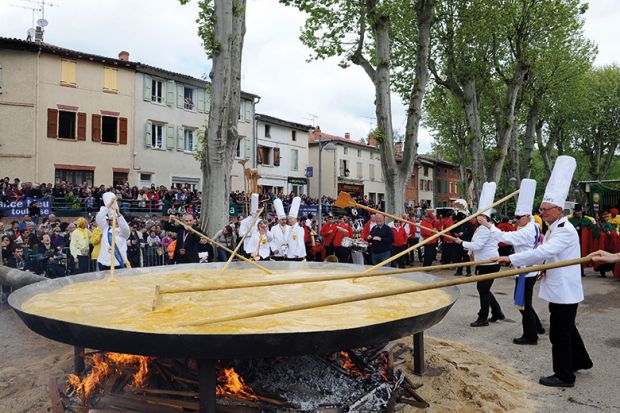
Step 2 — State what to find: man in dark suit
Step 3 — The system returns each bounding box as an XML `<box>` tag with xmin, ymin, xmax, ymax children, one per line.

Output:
<box><xmin>165</xmin><ymin>214</ymin><xmax>201</xmax><ymax>264</ymax></box>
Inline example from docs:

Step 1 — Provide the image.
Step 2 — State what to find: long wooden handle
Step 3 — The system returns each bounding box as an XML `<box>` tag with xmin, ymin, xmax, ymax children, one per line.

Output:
<box><xmin>178</xmin><ymin>256</ymin><xmax>590</xmax><ymax>327</ymax></box>
<box><xmin>219</xmin><ymin>208</ymin><xmax>264</xmax><ymax>275</ymax></box>
<box><xmin>363</xmin><ymin>189</ymin><xmax>520</xmax><ymax>274</ymax></box>
<box><xmin>354</xmin><ymin>202</ymin><xmax>459</xmax><ymax>242</ymax></box>
<box><xmin>109</xmin><ymin>202</ymin><xmax>118</xmax><ymax>280</ymax></box>
<box><xmin>170</xmin><ymin>216</ymin><xmax>273</xmax><ymax>274</ymax></box>
<box><xmin>160</xmin><ymin>259</ymin><xmax>495</xmax><ymax>295</ymax></box>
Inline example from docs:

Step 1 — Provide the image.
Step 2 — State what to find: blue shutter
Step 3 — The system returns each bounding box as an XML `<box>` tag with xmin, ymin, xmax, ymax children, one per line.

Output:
<box><xmin>197</xmin><ymin>88</ymin><xmax>206</xmax><ymax>113</ymax></box>
<box><xmin>177</xmin><ymin>126</ymin><xmax>184</xmax><ymax>151</ymax></box>
<box><xmin>145</xmin><ymin>120</ymin><xmax>152</xmax><ymax>148</ymax></box>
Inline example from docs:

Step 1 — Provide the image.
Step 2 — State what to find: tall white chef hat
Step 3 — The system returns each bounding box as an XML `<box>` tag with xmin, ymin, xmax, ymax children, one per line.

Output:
<box><xmin>288</xmin><ymin>196</ymin><xmax>301</xmax><ymax>218</ymax></box>
<box><xmin>102</xmin><ymin>192</ymin><xmax>117</xmax><ymax>208</ymax></box>
<box><xmin>250</xmin><ymin>193</ymin><xmax>259</xmax><ymax>215</ymax></box>
<box><xmin>542</xmin><ymin>156</ymin><xmax>576</xmax><ymax>208</ymax></box>
<box><xmin>477</xmin><ymin>182</ymin><xmax>497</xmax><ymax>217</ymax></box>
<box><xmin>514</xmin><ymin>179</ymin><xmax>537</xmax><ymax>217</ymax></box>
<box><xmin>273</xmin><ymin>198</ymin><xmax>286</xmax><ymax>219</ymax></box>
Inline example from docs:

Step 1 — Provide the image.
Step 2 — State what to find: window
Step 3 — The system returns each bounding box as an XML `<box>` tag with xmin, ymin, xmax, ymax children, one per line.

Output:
<box><xmin>184</xmin><ymin>87</ymin><xmax>194</xmax><ymax>110</ymax></box>
<box><xmin>357</xmin><ymin>162</ymin><xmax>363</xmax><ymax>178</ymax></box>
<box><xmin>113</xmin><ymin>172</ymin><xmax>128</xmax><ymax>187</ymax></box>
<box><xmin>291</xmin><ymin>149</ymin><xmax>299</xmax><ymax>171</ymax></box>
<box><xmin>357</xmin><ymin>149</ymin><xmax>362</xmax><ymax>157</ymax></box>
<box><xmin>55</xmin><ymin>169</ymin><xmax>93</xmax><ymax>186</ymax></box>
<box><xmin>257</xmin><ymin>145</ymin><xmax>272</xmax><ymax>165</ymax></box>
<box><xmin>291</xmin><ymin>130</ymin><xmax>297</xmax><ymax>141</ymax></box>
<box><xmin>369</xmin><ymin>192</ymin><xmax>376</xmax><ymax>204</ymax></box>
<box><xmin>265</xmin><ymin>124</ymin><xmax>271</xmax><ymax>137</ymax></box>
<box><xmin>236</xmin><ymin>139</ymin><xmax>242</xmax><ymax>158</ymax></box>
<box><xmin>151</xmin><ymin>123</ymin><xmax>164</xmax><ymax>149</ymax></box>
<box><xmin>370</xmin><ymin>152</ymin><xmax>374</xmax><ymax>159</ymax></box>
<box><xmin>151</xmin><ymin>79</ymin><xmax>164</xmax><ymax>103</ymax></box>
<box><xmin>61</xmin><ymin>59</ymin><xmax>76</xmax><ymax>86</ymax></box>
<box><xmin>344</xmin><ymin>146</ymin><xmax>348</xmax><ymax>155</ymax></box>
<box><xmin>239</xmin><ymin>100</ymin><xmax>252</xmax><ymax>121</ymax></box>
<box><xmin>184</xmin><ymin>129</ymin><xmax>195</xmax><ymax>152</ymax></box>
<box><xmin>140</xmin><ymin>173</ymin><xmax>153</xmax><ymax>187</ymax></box>
<box><xmin>103</xmin><ymin>67</ymin><xmax>118</xmax><ymax>93</ymax></box>
<box><xmin>101</xmin><ymin>116</ymin><xmax>118</xmax><ymax>143</ymax></box>
<box><xmin>339</xmin><ymin>159</ymin><xmax>350</xmax><ymax>177</ymax></box>
<box><xmin>424</xmin><ymin>166</ymin><xmax>429</xmax><ymax>176</ymax></box>
<box><xmin>58</xmin><ymin>110</ymin><xmax>77</xmax><ymax>139</ymax></box>
<box><xmin>369</xmin><ymin>164</ymin><xmax>375</xmax><ymax>181</ymax></box>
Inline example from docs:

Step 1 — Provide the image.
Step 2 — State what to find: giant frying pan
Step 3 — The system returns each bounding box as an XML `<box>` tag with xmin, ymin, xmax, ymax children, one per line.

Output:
<box><xmin>9</xmin><ymin>262</ymin><xmax>459</xmax><ymax>359</ymax></box>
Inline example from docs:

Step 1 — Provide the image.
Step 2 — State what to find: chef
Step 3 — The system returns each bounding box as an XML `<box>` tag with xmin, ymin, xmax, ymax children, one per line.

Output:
<box><xmin>495</xmin><ymin>156</ymin><xmax>592</xmax><ymax>387</ymax></box>
<box><xmin>239</xmin><ymin>193</ymin><xmax>260</xmax><ymax>258</ymax></box>
<box><xmin>286</xmin><ymin>197</ymin><xmax>307</xmax><ymax>261</ymax></box>
<box><xmin>95</xmin><ymin>192</ymin><xmax>131</xmax><ymax>270</ymax></box>
<box><xmin>269</xmin><ymin>198</ymin><xmax>290</xmax><ymax>260</ymax></box>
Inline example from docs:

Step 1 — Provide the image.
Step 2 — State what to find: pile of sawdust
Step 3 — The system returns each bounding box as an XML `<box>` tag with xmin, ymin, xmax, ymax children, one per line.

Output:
<box><xmin>396</xmin><ymin>336</ymin><xmax>535</xmax><ymax>413</ymax></box>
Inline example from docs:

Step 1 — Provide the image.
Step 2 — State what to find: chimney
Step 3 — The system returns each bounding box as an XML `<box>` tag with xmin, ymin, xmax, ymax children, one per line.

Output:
<box><xmin>34</xmin><ymin>26</ymin><xmax>44</xmax><ymax>43</ymax></box>
<box><xmin>367</xmin><ymin>135</ymin><xmax>377</xmax><ymax>147</ymax></box>
<box><xmin>344</xmin><ymin>132</ymin><xmax>351</xmax><ymax>139</ymax></box>
<box><xmin>118</xmin><ymin>51</ymin><xmax>130</xmax><ymax>61</ymax></box>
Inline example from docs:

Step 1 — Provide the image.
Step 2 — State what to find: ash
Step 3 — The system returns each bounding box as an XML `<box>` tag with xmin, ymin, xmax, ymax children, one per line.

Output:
<box><xmin>232</xmin><ymin>355</ymin><xmax>392</xmax><ymax>412</ymax></box>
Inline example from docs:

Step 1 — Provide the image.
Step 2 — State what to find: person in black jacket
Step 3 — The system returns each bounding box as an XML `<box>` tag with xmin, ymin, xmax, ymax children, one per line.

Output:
<box><xmin>367</xmin><ymin>214</ymin><xmax>394</xmax><ymax>266</ymax></box>
<box><xmin>453</xmin><ymin>212</ymin><xmax>474</xmax><ymax>276</ymax></box>
<box><xmin>164</xmin><ymin>214</ymin><xmax>201</xmax><ymax>264</ymax></box>
<box><xmin>127</xmin><ymin>223</ymin><xmax>143</xmax><ymax>268</ymax></box>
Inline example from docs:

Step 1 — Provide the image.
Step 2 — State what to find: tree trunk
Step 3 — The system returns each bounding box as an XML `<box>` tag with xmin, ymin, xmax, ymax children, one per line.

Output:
<box><xmin>509</xmin><ymin>113</ymin><xmax>520</xmax><ymax>184</ymax></box>
<box><xmin>0</xmin><ymin>266</ymin><xmax>46</xmax><ymax>289</ymax></box>
<box><xmin>522</xmin><ymin>99</ymin><xmax>539</xmax><ymax>179</ymax></box>
<box><xmin>462</xmin><ymin>78</ymin><xmax>485</xmax><ymax>206</ymax></box>
<box><xmin>200</xmin><ymin>0</ymin><xmax>246</xmax><ymax>236</ymax></box>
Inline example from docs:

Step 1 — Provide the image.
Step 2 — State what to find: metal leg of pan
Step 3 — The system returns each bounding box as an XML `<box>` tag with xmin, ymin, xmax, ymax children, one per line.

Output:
<box><xmin>74</xmin><ymin>346</ymin><xmax>85</xmax><ymax>375</ymax></box>
<box><xmin>198</xmin><ymin>358</ymin><xmax>216</xmax><ymax>413</ymax></box>
<box><xmin>413</xmin><ymin>332</ymin><xmax>425</xmax><ymax>376</ymax></box>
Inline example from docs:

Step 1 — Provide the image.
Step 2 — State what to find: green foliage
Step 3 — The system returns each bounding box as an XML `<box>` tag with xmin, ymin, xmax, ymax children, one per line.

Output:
<box><xmin>180</xmin><ymin>0</ymin><xmax>219</xmax><ymax>57</ymax></box>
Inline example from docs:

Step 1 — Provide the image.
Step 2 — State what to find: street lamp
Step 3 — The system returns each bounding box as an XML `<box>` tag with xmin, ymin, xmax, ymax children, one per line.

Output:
<box><xmin>317</xmin><ymin>140</ymin><xmax>336</xmax><ymax>230</ymax></box>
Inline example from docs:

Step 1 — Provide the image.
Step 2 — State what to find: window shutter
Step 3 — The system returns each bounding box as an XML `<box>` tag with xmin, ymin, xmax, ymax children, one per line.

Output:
<box><xmin>92</xmin><ymin>114</ymin><xmax>101</xmax><ymax>142</ymax></box>
<box><xmin>196</xmin><ymin>88</ymin><xmax>205</xmax><ymax>113</ymax></box>
<box><xmin>274</xmin><ymin>147</ymin><xmax>280</xmax><ymax>166</ymax></box>
<box><xmin>257</xmin><ymin>145</ymin><xmax>263</xmax><ymax>164</ymax></box>
<box><xmin>176</xmin><ymin>84</ymin><xmax>184</xmax><ymax>109</ymax></box>
<box><xmin>340</xmin><ymin>160</ymin><xmax>345</xmax><ymax>177</ymax></box>
<box><xmin>166</xmin><ymin>124</ymin><xmax>175</xmax><ymax>150</ymax></box>
<box><xmin>77</xmin><ymin>112</ymin><xmax>86</xmax><ymax>140</ymax></box>
<box><xmin>177</xmin><ymin>126</ymin><xmax>184</xmax><ymax>151</ymax></box>
<box><xmin>244</xmin><ymin>136</ymin><xmax>251</xmax><ymax>160</ymax></box>
<box><xmin>166</xmin><ymin>80</ymin><xmax>175</xmax><ymax>106</ymax></box>
<box><xmin>244</xmin><ymin>100</ymin><xmax>252</xmax><ymax>122</ymax></box>
<box><xmin>145</xmin><ymin>120</ymin><xmax>152</xmax><ymax>148</ymax></box>
<box><xmin>143</xmin><ymin>74</ymin><xmax>152</xmax><ymax>101</ymax></box>
<box><xmin>119</xmin><ymin>117</ymin><xmax>128</xmax><ymax>145</ymax></box>
<box><xmin>47</xmin><ymin>108</ymin><xmax>58</xmax><ymax>138</ymax></box>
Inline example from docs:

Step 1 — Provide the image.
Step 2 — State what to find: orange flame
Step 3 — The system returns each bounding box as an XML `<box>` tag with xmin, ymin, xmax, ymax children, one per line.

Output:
<box><xmin>216</xmin><ymin>367</ymin><xmax>257</xmax><ymax>400</ymax></box>
<box><xmin>66</xmin><ymin>352</ymin><xmax>153</xmax><ymax>401</ymax></box>
<box><xmin>338</xmin><ymin>351</ymin><xmax>365</xmax><ymax>377</ymax></box>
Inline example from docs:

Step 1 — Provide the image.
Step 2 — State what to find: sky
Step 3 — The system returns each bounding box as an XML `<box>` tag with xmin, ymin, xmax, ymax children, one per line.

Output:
<box><xmin>1</xmin><ymin>0</ymin><xmax>618</xmax><ymax>154</ymax></box>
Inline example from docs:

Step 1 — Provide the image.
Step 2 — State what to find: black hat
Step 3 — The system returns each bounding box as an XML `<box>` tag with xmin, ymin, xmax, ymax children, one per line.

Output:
<box><xmin>574</xmin><ymin>204</ymin><xmax>582</xmax><ymax>212</ymax></box>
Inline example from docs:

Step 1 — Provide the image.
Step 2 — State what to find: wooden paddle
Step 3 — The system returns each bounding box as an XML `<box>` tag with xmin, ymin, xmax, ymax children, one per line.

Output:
<box><xmin>177</xmin><ymin>257</ymin><xmax>591</xmax><ymax>327</ymax></box>
<box><xmin>158</xmin><ymin>259</ymin><xmax>495</xmax><ymax>295</ymax></box>
<box><xmin>335</xmin><ymin>191</ymin><xmax>459</xmax><ymax>242</ymax></box>
<box><xmin>363</xmin><ymin>189</ymin><xmax>520</xmax><ymax>273</ymax></box>
<box><xmin>108</xmin><ymin>200</ymin><xmax>119</xmax><ymax>280</ymax></box>
<box><xmin>169</xmin><ymin>216</ymin><xmax>273</xmax><ymax>274</ymax></box>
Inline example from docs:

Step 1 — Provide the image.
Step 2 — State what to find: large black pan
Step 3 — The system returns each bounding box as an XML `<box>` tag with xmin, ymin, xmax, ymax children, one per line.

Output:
<box><xmin>9</xmin><ymin>262</ymin><xmax>458</xmax><ymax>359</ymax></box>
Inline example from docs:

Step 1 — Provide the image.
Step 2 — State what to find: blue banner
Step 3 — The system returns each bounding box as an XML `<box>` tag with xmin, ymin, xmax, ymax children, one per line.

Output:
<box><xmin>0</xmin><ymin>197</ymin><xmax>52</xmax><ymax>217</ymax></box>
<box><xmin>298</xmin><ymin>205</ymin><xmax>319</xmax><ymax>217</ymax></box>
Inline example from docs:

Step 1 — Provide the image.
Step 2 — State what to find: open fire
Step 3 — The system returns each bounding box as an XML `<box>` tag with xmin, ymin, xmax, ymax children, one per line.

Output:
<box><xmin>59</xmin><ymin>343</ymin><xmax>428</xmax><ymax>412</ymax></box>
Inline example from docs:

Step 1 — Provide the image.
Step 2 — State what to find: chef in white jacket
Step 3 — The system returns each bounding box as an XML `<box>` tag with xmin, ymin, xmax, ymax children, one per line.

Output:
<box><xmin>247</xmin><ymin>219</ymin><xmax>273</xmax><ymax>260</ymax></box>
<box><xmin>269</xmin><ymin>198</ymin><xmax>290</xmax><ymax>260</ymax></box>
<box><xmin>95</xmin><ymin>192</ymin><xmax>131</xmax><ymax>270</ymax></box>
<box><xmin>478</xmin><ymin>179</ymin><xmax>544</xmax><ymax>344</ymax></box>
<box><xmin>495</xmin><ymin>156</ymin><xmax>592</xmax><ymax>388</ymax></box>
<box><xmin>455</xmin><ymin>182</ymin><xmax>504</xmax><ymax>327</ymax></box>
<box><xmin>239</xmin><ymin>193</ymin><xmax>260</xmax><ymax>257</ymax></box>
<box><xmin>286</xmin><ymin>197</ymin><xmax>306</xmax><ymax>261</ymax></box>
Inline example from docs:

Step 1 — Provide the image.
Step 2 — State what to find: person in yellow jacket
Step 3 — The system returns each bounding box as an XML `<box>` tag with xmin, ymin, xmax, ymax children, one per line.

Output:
<box><xmin>90</xmin><ymin>221</ymin><xmax>102</xmax><ymax>271</ymax></box>
<box><xmin>70</xmin><ymin>217</ymin><xmax>91</xmax><ymax>274</ymax></box>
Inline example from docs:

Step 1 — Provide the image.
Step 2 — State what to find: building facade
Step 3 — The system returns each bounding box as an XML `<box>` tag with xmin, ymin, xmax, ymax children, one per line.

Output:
<box><xmin>308</xmin><ymin>128</ymin><xmax>385</xmax><ymax>203</ymax></box>
<box><xmin>254</xmin><ymin>114</ymin><xmax>312</xmax><ymax>195</ymax></box>
<box><xmin>1</xmin><ymin>38</ymin><xmax>135</xmax><ymax>186</ymax></box>
<box><xmin>430</xmin><ymin>157</ymin><xmax>461</xmax><ymax>207</ymax></box>
<box><xmin>133</xmin><ymin>66</ymin><xmax>256</xmax><ymax>191</ymax></box>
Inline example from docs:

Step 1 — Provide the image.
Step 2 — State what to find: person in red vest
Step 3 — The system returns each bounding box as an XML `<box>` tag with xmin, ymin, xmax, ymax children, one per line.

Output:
<box><xmin>496</xmin><ymin>216</ymin><xmax>516</xmax><ymax>256</ymax></box>
<box><xmin>334</xmin><ymin>216</ymin><xmax>353</xmax><ymax>263</ymax></box>
<box><xmin>420</xmin><ymin>211</ymin><xmax>441</xmax><ymax>266</ymax></box>
<box><xmin>390</xmin><ymin>220</ymin><xmax>409</xmax><ymax>268</ymax></box>
<box><xmin>320</xmin><ymin>215</ymin><xmax>338</xmax><ymax>257</ymax></box>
